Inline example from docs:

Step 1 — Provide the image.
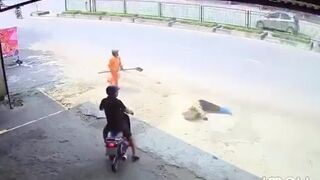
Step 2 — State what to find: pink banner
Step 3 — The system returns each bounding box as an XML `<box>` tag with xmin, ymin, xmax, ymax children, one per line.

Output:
<box><xmin>0</xmin><ymin>27</ymin><xmax>18</xmax><ymax>57</ymax></box>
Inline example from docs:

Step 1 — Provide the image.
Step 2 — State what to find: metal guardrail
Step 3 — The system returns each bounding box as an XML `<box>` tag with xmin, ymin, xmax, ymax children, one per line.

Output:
<box><xmin>65</xmin><ymin>0</ymin><xmax>320</xmax><ymax>38</ymax></box>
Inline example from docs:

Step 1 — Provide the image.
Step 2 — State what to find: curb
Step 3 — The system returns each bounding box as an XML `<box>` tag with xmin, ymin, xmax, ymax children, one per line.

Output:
<box><xmin>264</xmin><ymin>36</ymin><xmax>311</xmax><ymax>49</ymax></box>
<box><xmin>213</xmin><ymin>27</ymin><xmax>267</xmax><ymax>40</ymax></box>
<box><xmin>134</xmin><ymin>18</ymin><xmax>170</xmax><ymax>26</ymax></box>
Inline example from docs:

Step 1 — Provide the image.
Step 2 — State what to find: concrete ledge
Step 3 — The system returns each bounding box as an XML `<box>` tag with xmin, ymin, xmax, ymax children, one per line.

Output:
<box><xmin>100</xmin><ymin>16</ymin><xmax>111</xmax><ymax>21</ymax></box>
<box><xmin>120</xmin><ymin>16</ymin><xmax>135</xmax><ymax>23</ymax></box>
<box><xmin>260</xmin><ymin>32</ymin><xmax>268</xmax><ymax>40</ymax></box>
<box><xmin>231</xmin><ymin>31</ymin><xmax>264</xmax><ymax>40</ymax></box>
<box><xmin>30</xmin><ymin>11</ymin><xmax>50</xmax><ymax>17</ymax></box>
<box><xmin>215</xmin><ymin>28</ymin><xmax>232</xmax><ymax>35</ymax></box>
<box><xmin>168</xmin><ymin>18</ymin><xmax>176</xmax><ymax>27</ymax></box>
<box><xmin>109</xmin><ymin>16</ymin><xmax>122</xmax><ymax>22</ymax></box>
<box><xmin>310</xmin><ymin>39</ymin><xmax>320</xmax><ymax>52</ymax></box>
<box><xmin>134</xmin><ymin>18</ymin><xmax>169</xmax><ymax>26</ymax></box>
<box><xmin>133</xmin><ymin>18</ymin><xmax>146</xmax><ymax>24</ymax></box>
<box><xmin>214</xmin><ymin>27</ymin><xmax>266</xmax><ymax>40</ymax></box>
<box><xmin>100</xmin><ymin>15</ymin><xmax>123</xmax><ymax>22</ymax></box>
<box><xmin>212</xmin><ymin>25</ymin><xmax>222</xmax><ymax>32</ymax></box>
<box><xmin>264</xmin><ymin>35</ymin><xmax>311</xmax><ymax>49</ymax></box>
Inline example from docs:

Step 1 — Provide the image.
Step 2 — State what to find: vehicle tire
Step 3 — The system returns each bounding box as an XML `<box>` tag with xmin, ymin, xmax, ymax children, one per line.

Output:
<box><xmin>111</xmin><ymin>159</ymin><xmax>118</xmax><ymax>173</ymax></box>
<box><xmin>287</xmin><ymin>27</ymin><xmax>295</xmax><ymax>34</ymax></box>
<box><xmin>109</xmin><ymin>155</ymin><xmax>115</xmax><ymax>161</ymax></box>
<box><xmin>256</xmin><ymin>21</ymin><xmax>264</xmax><ymax>29</ymax></box>
<box><xmin>111</xmin><ymin>164</ymin><xmax>117</xmax><ymax>173</ymax></box>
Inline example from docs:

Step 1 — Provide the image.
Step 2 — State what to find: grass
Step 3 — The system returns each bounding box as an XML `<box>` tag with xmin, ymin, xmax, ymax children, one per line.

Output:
<box><xmin>81</xmin><ymin>11</ymin><xmax>106</xmax><ymax>16</ymax></box>
<box><xmin>62</xmin><ymin>10</ymin><xmax>81</xmax><ymax>14</ymax></box>
<box><xmin>105</xmin><ymin>12</ymin><xmax>134</xmax><ymax>17</ymax></box>
<box><xmin>271</xmin><ymin>31</ymin><xmax>311</xmax><ymax>44</ymax></box>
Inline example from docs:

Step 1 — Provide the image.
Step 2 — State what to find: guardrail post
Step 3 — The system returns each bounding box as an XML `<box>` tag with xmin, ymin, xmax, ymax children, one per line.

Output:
<box><xmin>87</xmin><ymin>0</ymin><xmax>90</xmax><ymax>12</ymax></box>
<box><xmin>89</xmin><ymin>0</ymin><xmax>96</xmax><ymax>12</ymax></box>
<box><xmin>200</xmin><ymin>5</ymin><xmax>203</xmax><ymax>22</ymax></box>
<box><xmin>159</xmin><ymin>2</ymin><xmax>162</xmax><ymax>17</ymax></box>
<box><xmin>123</xmin><ymin>0</ymin><xmax>127</xmax><ymax>14</ymax></box>
<box><xmin>245</xmin><ymin>10</ymin><xmax>250</xmax><ymax>28</ymax></box>
<box><xmin>94</xmin><ymin>0</ymin><xmax>97</xmax><ymax>12</ymax></box>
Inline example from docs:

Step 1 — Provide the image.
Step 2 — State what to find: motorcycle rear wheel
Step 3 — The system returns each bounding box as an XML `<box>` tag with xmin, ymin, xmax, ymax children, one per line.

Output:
<box><xmin>111</xmin><ymin>157</ymin><xmax>118</xmax><ymax>173</ymax></box>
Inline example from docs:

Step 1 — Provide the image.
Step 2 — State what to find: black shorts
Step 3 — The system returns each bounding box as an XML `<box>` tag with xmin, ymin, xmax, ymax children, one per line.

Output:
<box><xmin>122</xmin><ymin>123</ymin><xmax>132</xmax><ymax>139</ymax></box>
<box><xmin>103</xmin><ymin>114</ymin><xmax>132</xmax><ymax>139</ymax></box>
<box><xmin>103</xmin><ymin>125</ymin><xmax>131</xmax><ymax>140</ymax></box>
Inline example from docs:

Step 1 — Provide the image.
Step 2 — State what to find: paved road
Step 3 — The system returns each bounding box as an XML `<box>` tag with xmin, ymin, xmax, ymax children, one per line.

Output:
<box><xmin>0</xmin><ymin>92</ymin><xmax>203</xmax><ymax>180</ymax></box>
<box><xmin>1</xmin><ymin>15</ymin><xmax>319</xmax><ymax>114</ymax></box>
<box><xmin>0</xmin><ymin>90</ymin><xmax>257</xmax><ymax>180</ymax></box>
<box><xmin>1</xmin><ymin>2</ymin><xmax>320</xmax><ymax>179</ymax></box>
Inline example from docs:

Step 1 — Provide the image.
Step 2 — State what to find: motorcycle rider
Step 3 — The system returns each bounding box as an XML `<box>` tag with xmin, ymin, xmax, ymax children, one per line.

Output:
<box><xmin>15</xmin><ymin>7</ymin><xmax>23</xmax><ymax>19</ymax></box>
<box><xmin>99</xmin><ymin>86</ymin><xmax>140</xmax><ymax>162</ymax></box>
<box><xmin>0</xmin><ymin>1</ymin><xmax>4</xmax><ymax>9</ymax></box>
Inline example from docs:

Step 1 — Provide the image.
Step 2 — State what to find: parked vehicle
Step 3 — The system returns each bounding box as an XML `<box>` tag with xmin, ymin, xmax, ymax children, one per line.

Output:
<box><xmin>256</xmin><ymin>12</ymin><xmax>299</xmax><ymax>34</ymax></box>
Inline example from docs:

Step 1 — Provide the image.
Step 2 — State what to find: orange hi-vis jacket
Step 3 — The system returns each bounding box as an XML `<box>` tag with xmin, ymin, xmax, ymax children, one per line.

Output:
<box><xmin>108</xmin><ymin>56</ymin><xmax>122</xmax><ymax>86</ymax></box>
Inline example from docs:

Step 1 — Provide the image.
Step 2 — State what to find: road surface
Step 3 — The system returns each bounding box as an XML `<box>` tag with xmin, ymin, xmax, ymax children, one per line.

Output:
<box><xmin>0</xmin><ymin>92</ymin><xmax>207</xmax><ymax>180</ymax></box>
<box><xmin>1</xmin><ymin>2</ymin><xmax>320</xmax><ymax>179</ymax></box>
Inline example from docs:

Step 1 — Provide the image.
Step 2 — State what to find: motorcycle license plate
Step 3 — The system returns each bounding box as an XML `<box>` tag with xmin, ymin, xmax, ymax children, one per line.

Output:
<box><xmin>107</xmin><ymin>148</ymin><xmax>117</xmax><ymax>155</ymax></box>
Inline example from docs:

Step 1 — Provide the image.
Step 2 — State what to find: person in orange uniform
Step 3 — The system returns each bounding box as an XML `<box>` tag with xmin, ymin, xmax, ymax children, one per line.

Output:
<box><xmin>108</xmin><ymin>50</ymin><xmax>123</xmax><ymax>86</ymax></box>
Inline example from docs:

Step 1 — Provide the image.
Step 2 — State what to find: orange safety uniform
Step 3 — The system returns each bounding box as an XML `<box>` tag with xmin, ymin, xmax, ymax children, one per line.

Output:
<box><xmin>108</xmin><ymin>56</ymin><xmax>122</xmax><ymax>86</ymax></box>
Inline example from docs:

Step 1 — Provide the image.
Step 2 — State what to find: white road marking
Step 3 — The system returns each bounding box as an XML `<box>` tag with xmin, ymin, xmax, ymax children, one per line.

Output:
<box><xmin>0</xmin><ymin>110</ymin><xmax>64</xmax><ymax>135</ymax></box>
<box><xmin>0</xmin><ymin>89</ymin><xmax>68</xmax><ymax>135</ymax></box>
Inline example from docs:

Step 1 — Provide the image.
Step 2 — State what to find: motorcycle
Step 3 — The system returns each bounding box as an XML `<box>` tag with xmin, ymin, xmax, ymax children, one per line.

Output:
<box><xmin>105</xmin><ymin>131</ymin><xmax>130</xmax><ymax>172</ymax></box>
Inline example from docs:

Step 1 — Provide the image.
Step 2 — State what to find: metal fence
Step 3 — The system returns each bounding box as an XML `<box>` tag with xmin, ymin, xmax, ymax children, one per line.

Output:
<box><xmin>65</xmin><ymin>0</ymin><xmax>320</xmax><ymax>37</ymax></box>
<box><xmin>95</xmin><ymin>0</ymin><xmax>123</xmax><ymax>13</ymax></box>
<box><xmin>126</xmin><ymin>1</ymin><xmax>159</xmax><ymax>16</ymax></box>
<box><xmin>66</xmin><ymin>0</ymin><xmax>90</xmax><ymax>11</ymax></box>
<box><xmin>203</xmin><ymin>6</ymin><xmax>248</xmax><ymax>26</ymax></box>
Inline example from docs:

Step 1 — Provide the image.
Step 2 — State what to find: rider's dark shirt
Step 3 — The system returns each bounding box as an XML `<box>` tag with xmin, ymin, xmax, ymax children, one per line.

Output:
<box><xmin>99</xmin><ymin>96</ymin><xmax>126</xmax><ymax>131</ymax></box>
